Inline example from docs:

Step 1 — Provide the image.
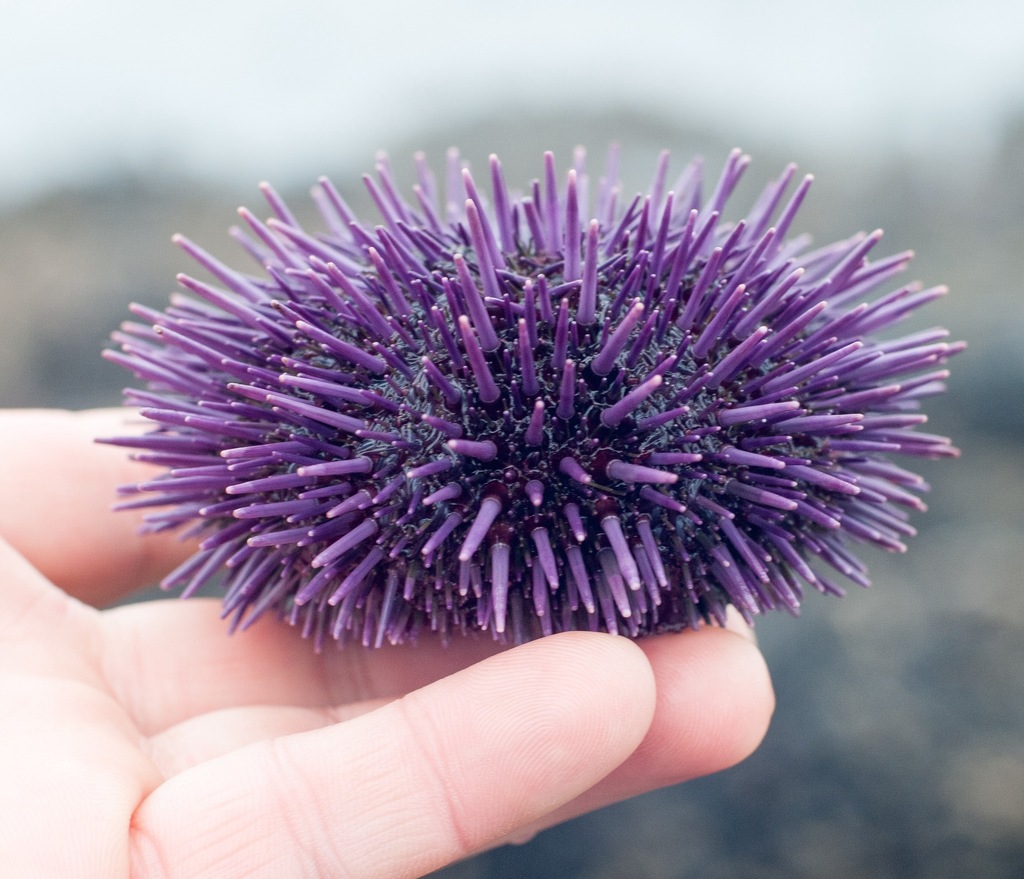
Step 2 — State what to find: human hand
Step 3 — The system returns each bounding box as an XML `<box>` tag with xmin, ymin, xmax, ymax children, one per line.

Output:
<box><xmin>0</xmin><ymin>409</ymin><xmax>774</xmax><ymax>878</ymax></box>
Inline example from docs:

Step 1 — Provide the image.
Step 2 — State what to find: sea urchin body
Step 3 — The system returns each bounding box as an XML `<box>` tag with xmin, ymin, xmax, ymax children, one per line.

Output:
<box><xmin>106</xmin><ymin>147</ymin><xmax>960</xmax><ymax>648</ymax></box>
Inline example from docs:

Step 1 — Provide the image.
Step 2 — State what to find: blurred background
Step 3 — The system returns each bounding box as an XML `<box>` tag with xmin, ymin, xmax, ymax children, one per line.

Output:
<box><xmin>2</xmin><ymin>1</ymin><xmax>1022</xmax><ymax>876</ymax></box>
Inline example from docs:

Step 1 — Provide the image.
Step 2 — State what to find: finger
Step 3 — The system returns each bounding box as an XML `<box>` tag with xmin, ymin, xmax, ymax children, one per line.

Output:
<box><xmin>501</xmin><ymin>625</ymin><xmax>775</xmax><ymax>844</ymax></box>
<box><xmin>628</xmin><ymin>625</ymin><xmax>774</xmax><ymax>782</ymax></box>
<box><xmin>101</xmin><ymin>598</ymin><xmax>505</xmax><ymax>735</ymax></box>
<box><xmin>129</xmin><ymin>633</ymin><xmax>656</xmax><ymax>879</ymax></box>
<box><xmin>118</xmin><ymin>612</ymin><xmax>768</xmax><ymax>799</ymax></box>
<box><xmin>0</xmin><ymin>408</ymin><xmax>196</xmax><ymax>605</ymax></box>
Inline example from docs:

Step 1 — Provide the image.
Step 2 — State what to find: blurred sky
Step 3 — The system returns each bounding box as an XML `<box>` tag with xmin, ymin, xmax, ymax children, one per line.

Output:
<box><xmin>2</xmin><ymin>0</ymin><xmax>1023</xmax><ymax>207</ymax></box>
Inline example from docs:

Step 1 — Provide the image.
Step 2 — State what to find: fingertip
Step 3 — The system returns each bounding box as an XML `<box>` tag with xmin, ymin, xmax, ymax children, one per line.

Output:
<box><xmin>723</xmin><ymin>605</ymin><xmax>759</xmax><ymax>644</ymax></box>
<box><xmin>635</xmin><ymin>625</ymin><xmax>775</xmax><ymax>780</ymax></box>
<box><xmin>462</xmin><ymin>631</ymin><xmax>658</xmax><ymax>763</ymax></box>
<box><xmin>706</xmin><ymin>626</ymin><xmax>776</xmax><ymax>766</ymax></box>
<box><xmin>601</xmin><ymin>633</ymin><xmax>659</xmax><ymax>732</ymax></box>
<box><xmin>532</xmin><ymin>631</ymin><xmax>658</xmax><ymax>725</ymax></box>
<box><xmin>390</xmin><ymin>632</ymin><xmax>660</xmax><ymax>859</ymax></box>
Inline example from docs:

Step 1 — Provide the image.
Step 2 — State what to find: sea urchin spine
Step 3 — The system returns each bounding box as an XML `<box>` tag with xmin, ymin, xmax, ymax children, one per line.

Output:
<box><xmin>105</xmin><ymin>147</ymin><xmax>961</xmax><ymax>649</ymax></box>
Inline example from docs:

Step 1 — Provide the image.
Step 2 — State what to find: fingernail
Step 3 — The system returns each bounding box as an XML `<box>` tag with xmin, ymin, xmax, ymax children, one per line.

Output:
<box><xmin>724</xmin><ymin>606</ymin><xmax>758</xmax><ymax>646</ymax></box>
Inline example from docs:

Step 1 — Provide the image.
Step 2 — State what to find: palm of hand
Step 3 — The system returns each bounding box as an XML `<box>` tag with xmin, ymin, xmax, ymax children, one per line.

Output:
<box><xmin>0</xmin><ymin>411</ymin><xmax>773</xmax><ymax>878</ymax></box>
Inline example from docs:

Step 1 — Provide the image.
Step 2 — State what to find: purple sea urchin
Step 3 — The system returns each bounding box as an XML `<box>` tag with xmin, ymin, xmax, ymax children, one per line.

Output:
<box><xmin>106</xmin><ymin>147</ymin><xmax>960</xmax><ymax>648</ymax></box>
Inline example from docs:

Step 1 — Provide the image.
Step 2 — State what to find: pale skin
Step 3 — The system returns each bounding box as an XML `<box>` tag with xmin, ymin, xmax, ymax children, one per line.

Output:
<box><xmin>0</xmin><ymin>409</ymin><xmax>775</xmax><ymax>878</ymax></box>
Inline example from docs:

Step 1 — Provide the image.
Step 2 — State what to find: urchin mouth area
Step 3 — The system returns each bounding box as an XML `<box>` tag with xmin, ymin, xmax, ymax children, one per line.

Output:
<box><xmin>106</xmin><ymin>147</ymin><xmax>960</xmax><ymax>648</ymax></box>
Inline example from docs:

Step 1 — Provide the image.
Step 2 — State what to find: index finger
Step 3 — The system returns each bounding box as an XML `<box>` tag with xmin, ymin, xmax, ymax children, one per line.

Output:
<box><xmin>0</xmin><ymin>408</ymin><xmax>195</xmax><ymax>605</ymax></box>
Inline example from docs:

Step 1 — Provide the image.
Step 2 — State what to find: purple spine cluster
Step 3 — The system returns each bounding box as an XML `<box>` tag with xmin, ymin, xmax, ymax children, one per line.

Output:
<box><xmin>106</xmin><ymin>147</ymin><xmax>960</xmax><ymax>648</ymax></box>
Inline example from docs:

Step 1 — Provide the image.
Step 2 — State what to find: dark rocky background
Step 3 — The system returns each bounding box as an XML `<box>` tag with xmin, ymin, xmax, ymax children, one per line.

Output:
<box><xmin>2</xmin><ymin>108</ymin><xmax>1021</xmax><ymax>878</ymax></box>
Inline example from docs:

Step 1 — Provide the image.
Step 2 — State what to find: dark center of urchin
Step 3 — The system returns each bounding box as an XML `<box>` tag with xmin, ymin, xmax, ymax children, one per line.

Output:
<box><xmin>357</xmin><ymin>264</ymin><xmax>696</xmax><ymax>526</ymax></box>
